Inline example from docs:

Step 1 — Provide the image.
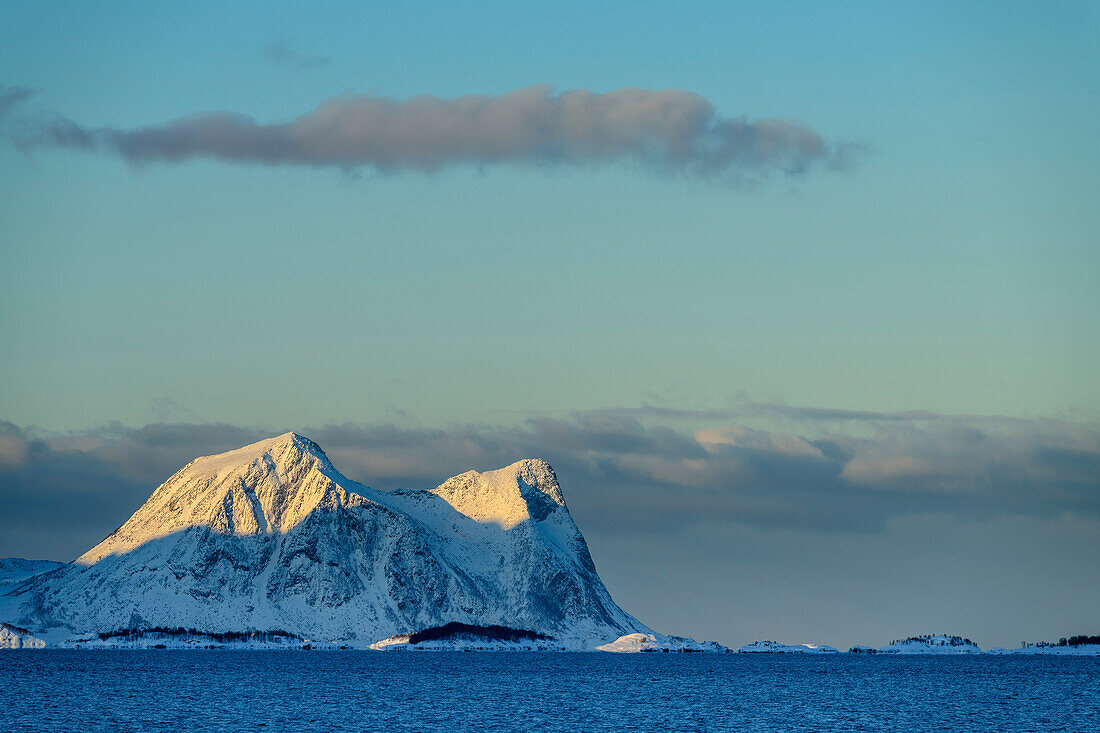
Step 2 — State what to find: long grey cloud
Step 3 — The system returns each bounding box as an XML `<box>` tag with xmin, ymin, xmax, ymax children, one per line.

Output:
<box><xmin>3</xmin><ymin>84</ymin><xmax>859</xmax><ymax>180</ymax></box>
<box><xmin>2</xmin><ymin>408</ymin><xmax>1097</xmax><ymax>561</ymax></box>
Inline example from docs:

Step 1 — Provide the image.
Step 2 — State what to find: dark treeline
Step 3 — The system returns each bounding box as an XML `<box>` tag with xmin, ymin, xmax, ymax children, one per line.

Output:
<box><xmin>394</xmin><ymin>622</ymin><xmax>553</xmax><ymax>645</ymax></box>
<box><xmin>93</xmin><ymin>625</ymin><xmax>301</xmax><ymax>642</ymax></box>
<box><xmin>888</xmin><ymin>635</ymin><xmax>976</xmax><ymax>647</ymax></box>
<box><xmin>1058</xmin><ymin>635</ymin><xmax>1100</xmax><ymax>647</ymax></box>
<box><xmin>1021</xmin><ymin>634</ymin><xmax>1100</xmax><ymax>648</ymax></box>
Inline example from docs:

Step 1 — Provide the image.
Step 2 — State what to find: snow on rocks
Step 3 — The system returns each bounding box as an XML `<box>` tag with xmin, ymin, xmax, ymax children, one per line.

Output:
<box><xmin>0</xmin><ymin>622</ymin><xmax>46</xmax><ymax>648</ymax></box>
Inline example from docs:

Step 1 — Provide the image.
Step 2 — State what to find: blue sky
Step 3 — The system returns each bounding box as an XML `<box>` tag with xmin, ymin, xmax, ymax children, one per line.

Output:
<box><xmin>1</xmin><ymin>1</ymin><xmax>1098</xmax><ymax>647</ymax></box>
<box><xmin>2</xmin><ymin>0</ymin><xmax>1097</xmax><ymax>429</ymax></box>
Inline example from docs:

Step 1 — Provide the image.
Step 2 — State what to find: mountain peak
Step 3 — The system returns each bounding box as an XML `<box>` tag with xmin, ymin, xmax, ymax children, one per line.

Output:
<box><xmin>76</xmin><ymin>432</ymin><xmax>343</xmax><ymax>564</ymax></box>
<box><xmin>185</xmin><ymin>432</ymin><xmax>330</xmax><ymax>476</ymax></box>
<box><xmin>498</xmin><ymin>458</ymin><xmax>565</xmax><ymax>506</ymax></box>
<box><xmin>432</xmin><ymin>458</ymin><xmax>566</xmax><ymax>529</ymax></box>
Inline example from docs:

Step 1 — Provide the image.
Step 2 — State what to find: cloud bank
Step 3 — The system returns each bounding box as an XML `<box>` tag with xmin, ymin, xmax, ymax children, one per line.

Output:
<box><xmin>2</xmin><ymin>408</ymin><xmax>1097</xmax><ymax>560</ymax></box>
<box><xmin>2</xmin><ymin>84</ymin><xmax>858</xmax><ymax>181</ymax></box>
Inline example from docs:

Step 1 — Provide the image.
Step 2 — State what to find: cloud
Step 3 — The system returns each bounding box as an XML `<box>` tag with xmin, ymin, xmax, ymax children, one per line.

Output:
<box><xmin>696</xmin><ymin>426</ymin><xmax>825</xmax><ymax>459</ymax></box>
<box><xmin>731</xmin><ymin>402</ymin><xmax>941</xmax><ymax>422</ymax></box>
<box><xmin>2</xmin><ymin>407</ymin><xmax>1097</xmax><ymax>561</ymax></box>
<box><xmin>260</xmin><ymin>37</ymin><xmax>331</xmax><ymax>70</ymax></box>
<box><xmin>0</xmin><ymin>85</ymin><xmax>35</xmax><ymax>117</ymax></box>
<box><xmin>148</xmin><ymin>397</ymin><xmax>201</xmax><ymax>424</ymax></box>
<box><xmin>3</xmin><ymin>84</ymin><xmax>860</xmax><ymax>182</ymax></box>
<box><xmin>0</xmin><ymin>421</ymin><xmax>30</xmax><ymax>466</ymax></box>
<box><xmin>836</xmin><ymin>419</ymin><xmax>1100</xmax><ymax>501</ymax></box>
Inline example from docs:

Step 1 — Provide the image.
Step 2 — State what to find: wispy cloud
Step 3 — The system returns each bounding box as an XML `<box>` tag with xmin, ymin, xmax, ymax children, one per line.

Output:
<box><xmin>2</xmin><ymin>407</ymin><xmax>1097</xmax><ymax>560</ymax></box>
<box><xmin>1</xmin><ymin>83</ymin><xmax>862</xmax><ymax>182</ymax></box>
<box><xmin>259</xmin><ymin>37</ymin><xmax>331</xmax><ymax>70</ymax></box>
<box><xmin>0</xmin><ymin>85</ymin><xmax>35</xmax><ymax>117</ymax></box>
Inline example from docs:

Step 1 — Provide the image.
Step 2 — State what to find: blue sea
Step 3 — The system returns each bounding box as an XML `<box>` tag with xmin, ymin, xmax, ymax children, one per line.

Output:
<box><xmin>2</xmin><ymin>651</ymin><xmax>1098</xmax><ymax>732</ymax></box>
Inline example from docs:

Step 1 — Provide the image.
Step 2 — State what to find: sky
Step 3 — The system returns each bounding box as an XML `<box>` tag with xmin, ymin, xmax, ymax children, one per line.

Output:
<box><xmin>1</xmin><ymin>1</ymin><xmax>1098</xmax><ymax>650</ymax></box>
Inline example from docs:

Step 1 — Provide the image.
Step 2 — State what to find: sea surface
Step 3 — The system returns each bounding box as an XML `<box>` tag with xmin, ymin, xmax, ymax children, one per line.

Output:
<box><xmin>2</xmin><ymin>651</ymin><xmax>1098</xmax><ymax>732</ymax></box>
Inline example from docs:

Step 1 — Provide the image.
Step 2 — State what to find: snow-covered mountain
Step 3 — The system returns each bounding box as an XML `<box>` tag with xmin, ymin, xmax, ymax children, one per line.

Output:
<box><xmin>0</xmin><ymin>433</ymin><xmax>661</xmax><ymax>649</ymax></box>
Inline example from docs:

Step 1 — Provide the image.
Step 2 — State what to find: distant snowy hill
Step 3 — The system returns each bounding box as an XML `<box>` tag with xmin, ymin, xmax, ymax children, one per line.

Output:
<box><xmin>0</xmin><ymin>433</ymin><xmax>717</xmax><ymax>650</ymax></box>
<box><xmin>0</xmin><ymin>559</ymin><xmax>64</xmax><ymax>589</ymax></box>
<box><xmin>877</xmin><ymin>635</ymin><xmax>982</xmax><ymax>654</ymax></box>
<box><xmin>597</xmin><ymin>633</ymin><xmax>731</xmax><ymax>653</ymax></box>
<box><xmin>737</xmin><ymin>640</ymin><xmax>839</xmax><ymax>653</ymax></box>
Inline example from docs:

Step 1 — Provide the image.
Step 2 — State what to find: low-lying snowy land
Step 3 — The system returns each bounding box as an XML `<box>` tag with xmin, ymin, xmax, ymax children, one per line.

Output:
<box><xmin>738</xmin><ymin>641</ymin><xmax>840</xmax><ymax>653</ymax></box>
<box><xmin>738</xmin><ymin>634</ymin><xmax>1100</xmax><ymax>655</ymax></box>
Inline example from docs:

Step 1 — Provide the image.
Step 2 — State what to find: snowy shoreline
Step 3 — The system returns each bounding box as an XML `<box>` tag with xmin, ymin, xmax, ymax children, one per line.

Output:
<box><xmin>4</xmin><ymin>625</ymin><xmax>1099</xmax><ymax>655</ymax></box>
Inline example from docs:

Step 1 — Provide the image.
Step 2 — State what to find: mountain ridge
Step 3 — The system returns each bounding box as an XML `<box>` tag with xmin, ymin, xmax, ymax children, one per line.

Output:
<box><xmin>0</xmin><ymin>433</ymin><xmax>656</xmax><ymax>649</ymax></box>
